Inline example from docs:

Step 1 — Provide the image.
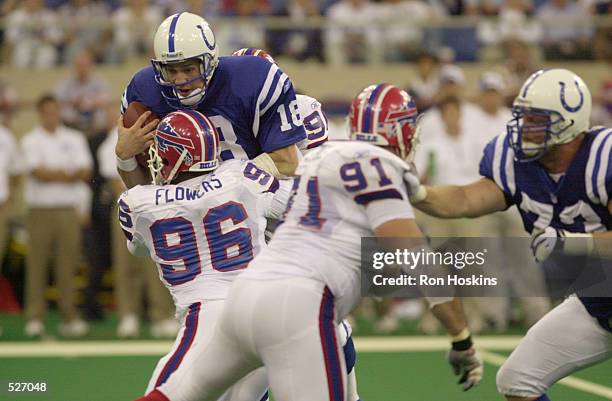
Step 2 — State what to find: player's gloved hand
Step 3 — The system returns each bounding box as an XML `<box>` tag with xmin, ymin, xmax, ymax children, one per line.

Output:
<box><xmin>447</xmin><ymin>330</ymin><xmax>483</xmax><ymax>391</ymax></box>
<box><xmin>530</xmin><ymin>227</ymin><xmax>594</xmax><ymax>262</ymax></box>
<box><xmin>530</xmin><ymin>226</ymin><xmax>562</xmax><ymax>262</ymax></box>
<box><xmin>404</xmin><ymin>163</ymin><xmax>427</xmax><ymax>203</ymax></box>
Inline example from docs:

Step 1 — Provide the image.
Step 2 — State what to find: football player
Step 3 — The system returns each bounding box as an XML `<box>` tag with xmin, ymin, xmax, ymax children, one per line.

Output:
<box><xmin>405</xmin><ymin>69</ymin><xmax>612</xmax><ymax>401</ymax></box>
<box><xmin>232</xmin><ymin>48</ymin><xmax>365</xmax><ymax>401</ymax></box>
<box><xmin>162</xmin><ymin>84</ymin><xmax>483</xmax><ymax>401</ymax></box>
<box><xmin>122</xmin><ymin>110</ymin><xmax>291</xmax><ymax>401</ymax></box>
<box><xmin>115</xmin><ymin>13</ymin><xmax>306</xmax><ymax>188</ymax></box>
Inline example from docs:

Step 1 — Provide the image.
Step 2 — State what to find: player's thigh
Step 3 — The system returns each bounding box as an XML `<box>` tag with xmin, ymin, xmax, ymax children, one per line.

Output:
<box><xmin>497</xmin><ymin>296</ymin><xmax>612</xmax><ymax>397</ymax></box>
<box><xmin>246</xmin><ymin>278</ymin><xmax>347</xmax><ymax>401</ymax></box>
<box><xmin>160</xmin><ymin>294</ymin><xmax>264</xmax><ymax>401</ymax></box>
<box><xmin>218</xmin><ymin>367</ymin><xmax>268</xmax><ymax>401</ymax></box>
<box><xmin>146</xmin><ymin>301</ymin><xmax>224</xmax><ymax>394</ymax></box>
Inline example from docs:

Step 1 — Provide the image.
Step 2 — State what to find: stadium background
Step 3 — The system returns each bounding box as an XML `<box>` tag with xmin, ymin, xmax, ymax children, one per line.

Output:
<box><xmin>0</xmin><ymin>0</ymin><xmax>611</xmax><ymax>400</ymax></box>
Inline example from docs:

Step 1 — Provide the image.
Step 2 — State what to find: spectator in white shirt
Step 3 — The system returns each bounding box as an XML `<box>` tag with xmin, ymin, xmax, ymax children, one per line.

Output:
<box><xmin>0</xmin><ymin>125</ymin><xmax>23</xmax><ymax>266</ymax></box>
<box><xmin>536</xmin><ymin>0</ymin><xmax>593</xmax><ymax>59</ymax></box>
<box><xmin>22</xmin><ymin>94</ymin><xmax>93</xmax><ymax>338</ymax></box>
<box><xmin>325</xmin><ymin>0</ymin><xmax>382</xmax><ymax>64</ymax></box>
<box><xmin>109</xmin><ymin>0</ymin><xmax>163</xmax><ymax>63</ymax></box>
<box><xmin>473</xmin><ymin>71</ymin><xmax>512</xmax><ymax>147</ymax></box>
<box><xmin>408</xmin><ymin>51</ymin><xmax>440</xmax><ymax>111</ymax></box>
<box><xmin>5</xmin><ymin>0</ymin><xmax>63</xmax><ymax>69</ymax></box>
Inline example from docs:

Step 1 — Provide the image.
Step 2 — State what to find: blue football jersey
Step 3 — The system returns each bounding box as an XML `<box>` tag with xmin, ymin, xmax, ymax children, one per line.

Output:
<box><xmin>480</xmin><ymin>127</ymin><xmax>612</xmax><ymax>320</ymax></box>
<box><xmin>121</xmin><ymin>56</ymin><xmax>306</xmax><ymax>162</ymax></box>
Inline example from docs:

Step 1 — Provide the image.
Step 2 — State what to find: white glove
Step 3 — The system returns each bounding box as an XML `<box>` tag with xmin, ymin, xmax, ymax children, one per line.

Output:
<box><xmin>530</xmin><ymin>226</ymin><xmax>562</xmax><ymax>263</ymax></box>
<box><xmin>531</xmin><ymin>227</ymin><xmax>594</xmax><ymax>263</ymax></box>
<box><xmin>404</xmin><ymin>163</ymin><xmax>427</xmax><ymax>203</ymax></box>
<box><xmin>447</xmin><ymin>342</ymin><xmax>483</xmax><ymax>391</ymax></box>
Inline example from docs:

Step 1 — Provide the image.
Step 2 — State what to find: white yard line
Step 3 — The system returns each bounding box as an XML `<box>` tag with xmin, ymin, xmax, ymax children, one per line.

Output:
<box><xmin>1</xmin><ymin>336</ymin><xmax>611</xmax><ymax>400</ymax></box>
<box><xmin>0</xmin><ymin>336</ymin><xmax>523</xmax><ymax>357</ymax></box>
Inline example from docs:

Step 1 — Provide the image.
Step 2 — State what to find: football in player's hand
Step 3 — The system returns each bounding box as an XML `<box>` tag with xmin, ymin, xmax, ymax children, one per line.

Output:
<box><xmin>123</xmin><ymin>101</ymin><xmax>159</xmax><ymax>128</ymax></box>
<box><xmin>122</xmin><ymin>101</ymin><xmax>160</xmax><ymax>168</ymax></box>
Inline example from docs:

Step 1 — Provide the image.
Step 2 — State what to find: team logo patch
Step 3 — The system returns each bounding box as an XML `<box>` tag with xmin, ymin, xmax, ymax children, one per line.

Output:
<box><xmin>559</xmin><ymin>80</ymin><xmax>584</xmax><ymax>113</ymax></box>
<box><xmin>196</xmin><ymin>24</ymin><xmax>216</xmax><ymax>51</ymax></box>
<box><xmin>157</xmin><ymin>122</ymin><xmax>198</xmax><ymax>165</ymax></box>
<box><xmin>387</xmin><ymin>108</ymin><xmax>417</xmax><ymax>123</ymax></box>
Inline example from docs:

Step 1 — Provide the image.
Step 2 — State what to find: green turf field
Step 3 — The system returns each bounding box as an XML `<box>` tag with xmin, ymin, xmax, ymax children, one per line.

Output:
<box><xmin>1</xmin><ymin>313</ymin><xmax>611</xmax><ymax>401</ymax></box>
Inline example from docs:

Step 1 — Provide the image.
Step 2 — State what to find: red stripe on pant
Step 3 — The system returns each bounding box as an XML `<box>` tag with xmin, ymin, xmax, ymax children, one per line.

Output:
<box><xmin>318</xmin><ymin>287</ymin><xmax>344</xmax><ymax>401</ymax></box>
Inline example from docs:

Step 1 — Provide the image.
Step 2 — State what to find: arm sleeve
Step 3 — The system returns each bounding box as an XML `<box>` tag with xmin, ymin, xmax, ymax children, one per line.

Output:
<box><xmin>266</xmin><ymin>179</ymin><xmax>293</xmax><ymax>219</ymax></box>
<box><xmin>254</xmin><ymin>64</ymin><xmax>306</xmax><ymax>152</ymax></box>
<box><xmin>296</xmin><ymin>96</ymin><xmax>329</xmax><ymax>154</ymax></box>
<box><xmin>120</xmin><ymin>77</ymin><xmax>141</xmax><ymax>115</ymax></box>
<box><xmin>240</xmin><ymin>161</ymin><xmax>291</xmax><ymax>218</ymax></box>
<box><xmin>478</xmin><ymin>137</ymin><xmax>496</xmax><ymax>180</ymax></box>
<box><xmin>117</xmin><ymin>191</ymin><xmax>149</xmax><ymax>257</ymax></box>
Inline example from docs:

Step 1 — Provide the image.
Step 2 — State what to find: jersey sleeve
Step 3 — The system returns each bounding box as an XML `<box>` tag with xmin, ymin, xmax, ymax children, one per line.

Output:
<box><xmin>240</xmin><ymin>161</ymin><xmax>291</xmax><ymax>218</ymax></box>
<box><xmin>117</xmin><ymin>190</ymin><xmax>149</xmax><ymax>257</ymax></box>
<box><xmin>253</xmin><ymin>63</ymin><xmax>307</xmax><ymax>152</ymax></box>
<box><xmin>479</xmin><ymin>133</ymin><xmax>516</xmax><ymax>205</ymax></box>
<box><xmin>319</xmin><ymin>148</ymin><xmax>415</xmax><ymax>229</ymax></box>
<box><xmin>120</xmin><ymin>78</ymin><xmax>139</xmax><ymax>115</ymax></box>
<box><xmin>585</xmin><ymin>128</ymin><xmax>612</xmax><ymax>205</ymax></box>
<box><xmin>296</xmin><ymin>95</ymin><xmax>329</xmax><ymax>155</ymax></box>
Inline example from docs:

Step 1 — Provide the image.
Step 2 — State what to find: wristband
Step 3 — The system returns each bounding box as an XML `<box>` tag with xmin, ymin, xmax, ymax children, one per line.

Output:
<box><xmin>452</xmin><ymin>335</ymin><xmax>473</xmax><ymax>351</ymax></box>
<box><xmin>451</xmin><ymin>328</ymin><xmax>473</xmax><ymax>351</ymax></box>
<box><xmin>410</xmin><ymin>185</ymin><xmax>428</xmax><ymax>203</ymax></box>
<box><xmin>116</xmin><ymin>156</ymin><xmax>138</xmax><ymax>172</ymax></box>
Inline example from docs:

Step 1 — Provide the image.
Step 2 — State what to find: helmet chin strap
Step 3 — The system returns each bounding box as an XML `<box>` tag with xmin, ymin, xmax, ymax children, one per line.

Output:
<box><xmin>176</xmin><ymin>88</ymin><xmax>205</xmax><ymax>106</ymax></box>
<box><xmin>521</xmin><ymin>140</ymin><xmax>545</xmax><ymax>156</ymax></box>
<box><xmin>165</xmin><ymin>150</ymin><xmax>188</xmax><ymax>184</ymax></box>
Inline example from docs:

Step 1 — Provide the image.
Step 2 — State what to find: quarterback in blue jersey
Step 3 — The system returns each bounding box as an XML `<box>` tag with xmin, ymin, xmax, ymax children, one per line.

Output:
<box><xmin>115</xmin><ymin>12</ymin><xmax>306</xmax><ymax>187</ymax></box>
<box><xmin>407</xmin><ymin>68</ymin><xmax>612</xmax><ymax>401</ymax></box>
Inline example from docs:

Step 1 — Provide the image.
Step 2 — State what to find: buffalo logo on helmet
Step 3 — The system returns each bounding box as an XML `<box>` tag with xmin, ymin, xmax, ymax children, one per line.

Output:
<box><xmin>156</xmin><ymin>121</ymin><xmax>199</xmax><ymax>166</ymax></box>
<box><xmin>149</xmin><ymin>110</ymin><xmax>220</xmax><ymax>184</ymax></box>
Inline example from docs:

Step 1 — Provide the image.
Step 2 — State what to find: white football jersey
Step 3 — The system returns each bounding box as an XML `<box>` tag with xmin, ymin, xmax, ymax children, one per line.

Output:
<box><xmin>118</xmin><ymin>159</ymin><xmax>290</xmax><ymax>314</ymax></box>
<box><xmin>296</xmin><ymin>94</ymin><xmax>329</xmax><ymax>155</ymax></box>
<box><xmin>242</xmin><ymin>141</ymin><xmax>415</xmax><ymax>317</ymax></box>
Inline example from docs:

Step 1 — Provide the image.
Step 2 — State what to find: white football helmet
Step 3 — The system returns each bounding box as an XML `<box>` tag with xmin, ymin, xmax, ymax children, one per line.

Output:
<box><xmin>508</xmin><ymin>68</ymin><xmax>591</xmax><ymax>161</ymax></box>
<box><xmin>151</xmin><ymin>12</ymin><xmax>219</xmax><ymax>109</ymax></box>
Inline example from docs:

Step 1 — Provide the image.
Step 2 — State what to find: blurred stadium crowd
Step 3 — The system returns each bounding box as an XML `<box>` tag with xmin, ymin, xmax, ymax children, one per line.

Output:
<box><xmin>0</xmin><ymin>0</ymin><xmax>611</xmax><ymax>67</ymax></box>
<box><xmin>0</xmin><ymin>0</ymin><xmax>611</xmax><ymax>339</ymax></box>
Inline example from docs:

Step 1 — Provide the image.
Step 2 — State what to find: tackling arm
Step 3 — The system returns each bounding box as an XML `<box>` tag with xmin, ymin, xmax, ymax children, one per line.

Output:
<box><xmin>415</xmin><ymin>178</ymin><xmax>508</xmax><ymax>219</ymax></box>
<box><xmin>265</xmin><ymin>145</ymin><xmax>300</xmax><ymax>177</ymax></box>
<box><xmin>374</xmin><ymin>218</ymin><xmax>483</xmax><ymax>391</ymax></box>
<box><xmin>115</xmin><ymin>112</ymin><xmax>158</xmax><ymax>188</ymax></box>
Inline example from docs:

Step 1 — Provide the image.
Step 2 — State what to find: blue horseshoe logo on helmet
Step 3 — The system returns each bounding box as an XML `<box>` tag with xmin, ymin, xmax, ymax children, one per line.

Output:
<box><xmin>196</xmin><ymin>24</ymin><xmax>216</xmax><ymax>51</ymax></box>
<box><xmin>558</xmin><ymin>81</ymin><xmax>584</xmax><ymax>112</ymax></box>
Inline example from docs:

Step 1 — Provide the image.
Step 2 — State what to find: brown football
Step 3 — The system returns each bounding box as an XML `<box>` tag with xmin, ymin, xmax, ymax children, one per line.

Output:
<box><xmin>122</xmin><ymin>101</ymin><xmax>160</xmax><ymax>168</ymax></box>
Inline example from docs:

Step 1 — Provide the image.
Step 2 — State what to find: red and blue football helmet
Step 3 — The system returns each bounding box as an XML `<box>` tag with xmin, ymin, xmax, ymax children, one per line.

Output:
<box><xmin>231</xmin><ymin>48</ymin><xmax>276</xmax><ymax>64</ymax></box>
<box><xmin>349</xmin><ymin>84</ymin><xmax>420</xmax><ymax>161</ymax></box>
<box><xmin>149</xmin><ymin>110</ymin><xmax>220</xmax><ymax>184</ymax></box>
